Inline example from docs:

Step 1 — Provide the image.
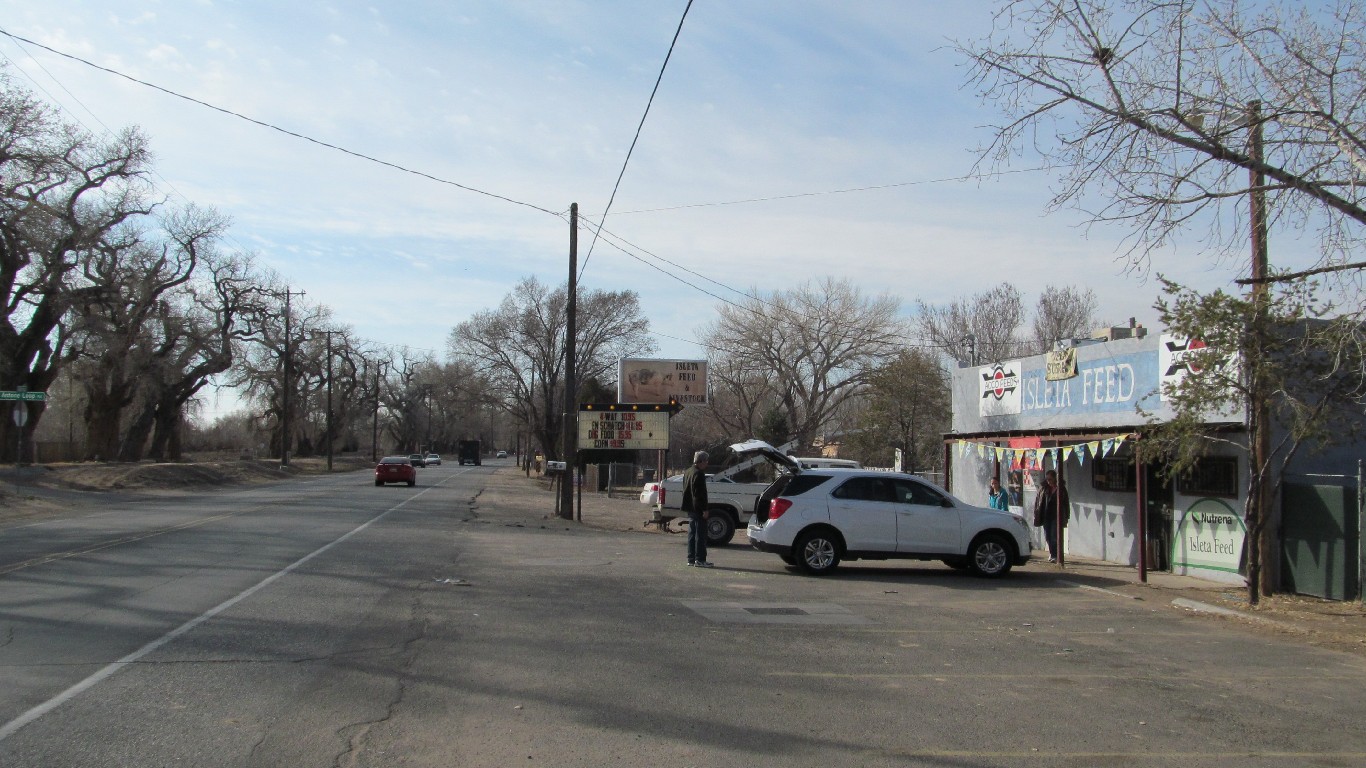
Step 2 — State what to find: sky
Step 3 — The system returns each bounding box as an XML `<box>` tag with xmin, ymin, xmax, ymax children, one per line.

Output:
<box><xmin>0</xmin><ymin>1</ymin><xmax>1314</xmax><ymax>420</ymax></box>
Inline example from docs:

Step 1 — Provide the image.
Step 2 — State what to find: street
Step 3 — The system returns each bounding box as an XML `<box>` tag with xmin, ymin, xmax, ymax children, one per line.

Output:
<box><xmin>2</xmin><ymin>465</ymin><xmax>1364</xmax><ymax>767</ymax></box>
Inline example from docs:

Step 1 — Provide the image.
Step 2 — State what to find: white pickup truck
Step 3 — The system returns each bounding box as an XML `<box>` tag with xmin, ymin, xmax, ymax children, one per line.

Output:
<box><xmin>640</xmin><ymin>440</ymin><xmax>797</xmax><ymax>546</ymax></box>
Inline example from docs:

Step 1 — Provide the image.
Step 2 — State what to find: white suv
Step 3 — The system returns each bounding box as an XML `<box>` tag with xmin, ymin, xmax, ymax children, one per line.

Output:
<box><xmin>746</xmin><ymin>456</ymin><xmax>1032</xmax><ymax>577</ymax></box>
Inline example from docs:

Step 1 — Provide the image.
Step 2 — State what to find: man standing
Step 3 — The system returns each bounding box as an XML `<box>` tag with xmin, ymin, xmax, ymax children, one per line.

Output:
<box><xmin>681</xmin><ymin>450</ymin><xmax>713</xmax><ymax>567</ymax></box>
<box><xmin>1033</xmin><ymin>469</ymin><xmax>1070</xmax><ymax>563</ymax></box>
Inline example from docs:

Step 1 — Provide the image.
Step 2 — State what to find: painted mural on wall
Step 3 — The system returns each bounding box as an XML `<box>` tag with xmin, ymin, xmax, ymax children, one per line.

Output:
<box><xmin>1172</xmin><ymin>498</ymin><xmax>1246</xmax><ymax>575</ymax></box>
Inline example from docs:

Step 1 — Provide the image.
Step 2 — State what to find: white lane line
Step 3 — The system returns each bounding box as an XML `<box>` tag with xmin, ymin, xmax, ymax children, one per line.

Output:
<box><xmin>0</xmin><ymin>477</ymin><xmax>458</xmax><ymax>743</ymax></box>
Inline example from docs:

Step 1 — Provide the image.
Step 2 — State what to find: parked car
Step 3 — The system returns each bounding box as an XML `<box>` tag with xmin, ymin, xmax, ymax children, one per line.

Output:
<box><xmin>375</xmin><ymin>456</ymin><xmax>417</xmax><ymax>486</ymax></box>
<box><xmin>496</xmin><ymin>450</ymin><xmax>508</xmax><ymax>459</ymax></box>
<box><xmin>409</xmin><ymin>453</ymin><xmax>426</xmax><ymax>468</ymax></box>
<box><xmin>426</xmin><ymin>453</ymin><xmax>441</xmax><ymax>466</ymax></box>
<box><xmin>743</xmin><ymin>441</ymin><xmax>1032</xmax><ymax>577</ymax></box>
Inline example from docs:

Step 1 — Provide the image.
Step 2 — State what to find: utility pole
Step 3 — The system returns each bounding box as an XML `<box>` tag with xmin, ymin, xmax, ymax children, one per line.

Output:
<box><xmin>559</xmin><ymin>203</ymin><xmax>578</xmax><ymax>519</ymax></box>
<box><xmin>372</xmin><ymin>359</ymin><xmax>386</xmax><ymax>462</ymax></box>
<box><xmin>1247</xmin><ymin>99</ymin><xmax>1273</xmax><ymax>602</ymax></box>
<box><xmin>323</xmin><ymin>330</ymin><xmax>334</xmax><ymax>472</ymax></box>
<box><xmin>279</xmin><ymin>288</ymin><xmax>306</xmax><ymax>468</ymax></box>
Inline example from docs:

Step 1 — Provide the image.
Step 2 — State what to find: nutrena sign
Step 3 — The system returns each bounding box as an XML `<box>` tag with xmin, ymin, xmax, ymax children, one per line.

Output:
<box><xmin>1173</xmin><ymin>499</ymin><xmax>1246</xmax><ymax>575</ymax></box>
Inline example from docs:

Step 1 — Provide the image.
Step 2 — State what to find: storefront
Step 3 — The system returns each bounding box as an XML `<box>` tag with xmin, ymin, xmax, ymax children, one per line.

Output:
<box><xmin>945</xmin><ymin>328</ymin><xmax>1252</xmax><ymax>584</ymax></box>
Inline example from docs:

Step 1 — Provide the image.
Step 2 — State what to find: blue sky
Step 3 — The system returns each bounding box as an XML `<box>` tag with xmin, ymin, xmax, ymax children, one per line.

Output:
<box><xmin>0</xmin><ymin>1</ymin><xmax>1296</xmax><ymax>418</ymax></box>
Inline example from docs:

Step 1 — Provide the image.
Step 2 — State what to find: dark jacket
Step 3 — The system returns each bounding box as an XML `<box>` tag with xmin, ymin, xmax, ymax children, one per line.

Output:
<box><xmin>1033</xmin><ymin>480</ymin><xmax>1070</xmax><ymax>527</ymax></box>
<box><xmin>681</xmin><ymin>465</ymin><xmax>708</xmax><ymax>514</ymax></box>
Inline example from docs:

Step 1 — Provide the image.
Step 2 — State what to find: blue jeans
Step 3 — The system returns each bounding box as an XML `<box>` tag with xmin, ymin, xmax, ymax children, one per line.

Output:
<box><xmin>1042</xmin><ymin>519</ymin><xmax>1061</xmax><ymax>559</ymax></box>
<box><xmin>687</xmin><ymin>511</ymin><xmax>708</xmax><ymax>563</ymax></box>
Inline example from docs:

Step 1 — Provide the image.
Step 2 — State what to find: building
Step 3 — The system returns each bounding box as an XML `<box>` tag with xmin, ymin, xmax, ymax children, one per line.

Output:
<box><xmin>945</xmin><ymin>323</ymin><xmax>1362</xmax><ymax>597</ymax></box>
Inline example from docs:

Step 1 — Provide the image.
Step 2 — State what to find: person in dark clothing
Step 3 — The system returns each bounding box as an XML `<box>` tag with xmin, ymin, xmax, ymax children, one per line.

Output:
<box><xmin>1033</xmin><ymin>469</ymin><xmax>1070</xmax><ymax>562</ymax></box>
<box><xmin>681</xmin><ymin>450</ymin><xmax>713</xmax><ymax>567</ymax></box>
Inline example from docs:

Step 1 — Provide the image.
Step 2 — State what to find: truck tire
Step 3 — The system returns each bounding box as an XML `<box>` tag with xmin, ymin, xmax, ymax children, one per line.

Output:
<box><xmin>705</xmin><ymin>507</ymin><xmax>736</xmax><ymax>546</ymax></box>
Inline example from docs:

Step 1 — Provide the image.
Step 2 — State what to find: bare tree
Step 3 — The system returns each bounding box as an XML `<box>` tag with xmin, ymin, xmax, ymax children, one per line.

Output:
<box><xmin>449</xmin><ymin>276</ymin><xmax>654</xmax><ymax>460</ymax></box>
<box><xmin>700</xmin><ymin>277</ymin><xmax>904</xmax><ymax>451</ymax></box>
<box><xmin>916</xmin><ymin>284</ymin><xmax>1026</xmax><ymax>364</ymax></box>
<box><xmin>0</xmin><ymin>73</ymin><xmax>154</xmax><ymax>459</ymax></box>
<box><xmin>1032</xmin><ymin>284</ymin><xmax>1100</xmax><ymax>352</ymax></box>
<box><xmin>957</xmin><ymin>0</ymin><xmax>1366</xmax><ymax>282</ymax></box>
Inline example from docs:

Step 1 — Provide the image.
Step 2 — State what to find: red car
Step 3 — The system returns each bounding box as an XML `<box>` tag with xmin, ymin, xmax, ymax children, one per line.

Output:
<box><xmin>375</xmin><ymin>456</ymin><xmax>417</xmax><ymax>486</ymax></box>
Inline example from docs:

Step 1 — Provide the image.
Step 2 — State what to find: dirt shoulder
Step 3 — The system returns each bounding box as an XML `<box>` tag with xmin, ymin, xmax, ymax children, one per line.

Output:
<box><xmin>0</xmin><ymin>455</ymin><xmax>372</xmax><ymax>526</ymax></box>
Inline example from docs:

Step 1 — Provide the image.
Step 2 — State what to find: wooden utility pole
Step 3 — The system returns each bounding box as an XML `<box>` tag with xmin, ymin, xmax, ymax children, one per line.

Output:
<box><xmin>372</xmin><ymin>360</ymin><xmax>385</xmax><ymax>462</ymax></box>
<box><xmin>279</xmin><ymin>288</ymin><xmax>306</xmax><ymax>468</ymax></box>
<box><xmin>1247</xmin><ymin>100</ymin><xmax>1273</xmax><ymax>602</ymax></box>
<box><xmin>323</xmin><ymin>330</ymin><xmax>334</xmax><ymax>472</ymax></box>
<box><xmin>559</xmin><ymin>203</ymin><xmax>578</xmax><ymax>519</ymax></box>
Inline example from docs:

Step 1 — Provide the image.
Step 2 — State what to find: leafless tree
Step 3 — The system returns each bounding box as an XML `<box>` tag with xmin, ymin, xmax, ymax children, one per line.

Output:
<box><xmin>0</xmin><ymin>72</ymin><xmax>154</xmax><ymax>459</ymax></box>
<box><xmin>916</xmin><ymin>284</ymin><xmax>1026</xmax><ymax>364</ymax></box>
<box><xmin>64</xmin><ymin>206</ymin><xmax>226</xmax><ymax>460</ymax></box>
<box><xmin>957</xmin><ymin>0</ymin><xmax>1366</xmax><ymax>283</ymax></box>
<box><xmin>700</xmin><ymin>277</ymin><xmax>904</xmax><ymax>451</ymax></box>
<box><xmin>449</xmin><ymin>276</ymin><xmax>655</xmax><ymax>460</ymax></box>
<box><xmin>1031</xmin><ymin>284</ymin><xmax>1100</xmax><ymax>352</ymax></box>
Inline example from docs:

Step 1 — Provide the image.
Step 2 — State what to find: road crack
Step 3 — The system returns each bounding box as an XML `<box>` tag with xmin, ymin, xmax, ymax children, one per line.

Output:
<box><xmin>332</xmin><ymin>596</ymin><xmax>428</xmax><ymax>768</ymax></box>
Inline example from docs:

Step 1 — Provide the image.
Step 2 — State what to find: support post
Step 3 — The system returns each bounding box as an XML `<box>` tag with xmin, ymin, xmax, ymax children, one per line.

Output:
<box><xmin>559</xmin><ymin>203</ymin><xmax>578</xmax><ymax>519</ymax></box>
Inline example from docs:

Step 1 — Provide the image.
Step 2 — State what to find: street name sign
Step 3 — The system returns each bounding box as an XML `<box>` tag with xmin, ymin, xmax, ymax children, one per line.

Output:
<box><xmin>0</xmin><ymin>391</ymin><xmax>46</xmax><ymax>401</ymax></box>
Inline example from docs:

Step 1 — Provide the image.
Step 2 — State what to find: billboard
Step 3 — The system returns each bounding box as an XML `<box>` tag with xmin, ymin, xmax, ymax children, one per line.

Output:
<box><xmin>617</xmin><ymin>358</ymin><xmax>708</xmax><ymax>405</ymax></box>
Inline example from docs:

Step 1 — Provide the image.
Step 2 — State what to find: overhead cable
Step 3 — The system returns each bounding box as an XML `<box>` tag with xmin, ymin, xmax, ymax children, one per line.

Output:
<box><xmin>578</xmin><ymin>0</ymin><xmax>694</xmax><ymax>279</ymax></box>
<box><xmin>0</xmin><ymin>27</ymin><xmax>561</xmax><ymax>218</ymax></box>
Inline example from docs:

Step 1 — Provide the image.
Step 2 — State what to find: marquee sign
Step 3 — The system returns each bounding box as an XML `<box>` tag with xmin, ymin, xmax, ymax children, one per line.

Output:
<box><xmin>577</xmin><ymin>403</ymin><xmax>671</xmax><ymax>450</ymax></box>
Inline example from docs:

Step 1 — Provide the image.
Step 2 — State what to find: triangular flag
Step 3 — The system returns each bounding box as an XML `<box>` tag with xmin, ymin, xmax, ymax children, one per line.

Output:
<box><xmin>977</xmin><ymin>443</ymin><xmax>986</xmax><ymax>458</ymax></box>
<box><xmin>1077</xmin><ymin>445</ymin><xmax>1087</xmax><ymax>467</ymax></box>
<box><xmin>1063</xmin><ymin>446</ymin><xmax>1074</xmax><ymax>463</ymax></box>
<box><xmin>1088</xmin><ymin>441</ymin><xmax>1101</xmax><ymax>458</ymax></box>
<box><xmin>995</xmin><ymin>446</ymin><xmax>1005</xmax><ymax>462</ymax></box>
<box><xmin>1102</xmin><ymin>438</ymin><xmax>1115</xmax><ymax>457</ymax></box>
<box><xmin>1115</xmin><ymin>434</ymin><xmax>1128</xmax><ymax>450</ymax></box>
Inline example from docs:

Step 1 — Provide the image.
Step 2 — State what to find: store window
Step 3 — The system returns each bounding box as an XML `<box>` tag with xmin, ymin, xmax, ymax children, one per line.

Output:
<box><xmin>1177</xmin><ymin>457</ymin><xmax>1239</xmax><ymax>498</ymax></box>
<box><xmin>1092</xmin><ymin>457</ymin><xmax>1136</xmax><ymax>492</ymax></box>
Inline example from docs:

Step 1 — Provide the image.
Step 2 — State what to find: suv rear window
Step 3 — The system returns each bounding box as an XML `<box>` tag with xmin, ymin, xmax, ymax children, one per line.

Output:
<box><xmin>782</xmin><ymin>473</ymin><xmax>834</xmax><ymax>496</ymax></box>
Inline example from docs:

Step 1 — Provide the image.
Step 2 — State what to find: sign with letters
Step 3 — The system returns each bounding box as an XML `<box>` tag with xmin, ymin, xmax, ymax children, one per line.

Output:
<box><xmin>618</xmin><ymin>358</ymin><xmax>708</xmax><ymax>405</ymax></box>
<box><xmin>578</xmin><ymin>405</ymin><xmax>670</xmax><ymax>450</ymax></box>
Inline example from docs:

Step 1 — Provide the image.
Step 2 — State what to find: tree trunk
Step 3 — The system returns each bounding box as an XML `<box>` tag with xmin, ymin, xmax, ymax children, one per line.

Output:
<box><xmin>84</xmin><ymin>390</ymin><xmax>131</xmax><ymax>461</ymax></box>
<box><xmin>119</xmin><ymin>404</ymin><xmax>156</xmax><ymax>462</ymax></box>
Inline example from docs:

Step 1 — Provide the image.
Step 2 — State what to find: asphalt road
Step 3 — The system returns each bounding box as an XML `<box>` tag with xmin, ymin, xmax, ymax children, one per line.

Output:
<box><xmin>2</xmin><ymin>464</ymin><xmax>1364</xmax><ymax>767</ymax></box>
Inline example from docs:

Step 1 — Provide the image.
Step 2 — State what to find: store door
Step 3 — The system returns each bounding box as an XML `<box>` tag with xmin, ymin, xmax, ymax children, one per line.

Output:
<box><xmin>1144</xmin><ymin>463</ymin><xmax>1174</xmax><ymax>571</ymax></box>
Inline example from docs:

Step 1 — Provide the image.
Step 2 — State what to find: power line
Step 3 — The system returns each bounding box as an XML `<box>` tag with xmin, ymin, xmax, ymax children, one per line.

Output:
<box><xmin>590</xmin><ymin>166</ymin><xmax>1053</xmax><ymax>217</ymax></box>
<box><xmin>0</xmin><ymin>27</ymin><xmax>561</xmax><ymax>218</ymax></box>
<box><xmin>579</xmin><ymin>0</ymin><xmax>693</xmax><ymax>279</ymax></box>
<box><xmin>573</xmin><ymin>216</ymin><xmax>953</xmax><ymax>352</ymax></box>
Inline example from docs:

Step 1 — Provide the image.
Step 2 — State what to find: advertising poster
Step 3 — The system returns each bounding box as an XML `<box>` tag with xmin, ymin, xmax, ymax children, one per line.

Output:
<box><xmin>618</xmin><ymin>358</ymin><xmax>708</xmax><ymax>405</ymax></box>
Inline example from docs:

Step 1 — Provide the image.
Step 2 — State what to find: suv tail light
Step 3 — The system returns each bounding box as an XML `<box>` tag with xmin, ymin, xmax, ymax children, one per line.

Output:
<box><xmin>658</xmin><ymin>486</ymin><xmax>665</xmax><ymax>505</ymax></box>
<box><xmin>769</xmin><ymin>497</ymin><xmax>793</xmax><ymax>520</ymax></box>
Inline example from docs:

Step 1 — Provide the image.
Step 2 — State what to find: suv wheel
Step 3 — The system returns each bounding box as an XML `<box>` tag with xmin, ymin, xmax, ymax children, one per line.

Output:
<box><xmin>705</xmin><ymin>508</ymin><xmax>736</xmax><ymax>546</ymax></box>
<box><xmin>794</xmin><ymin>529</ymin><xmax>842</xmax><ymax>575</ymax></box>
<box><xmin>967</xmin><ymin>533</ymin><xmax>1013</xmax><ymax>578</ymax></box>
